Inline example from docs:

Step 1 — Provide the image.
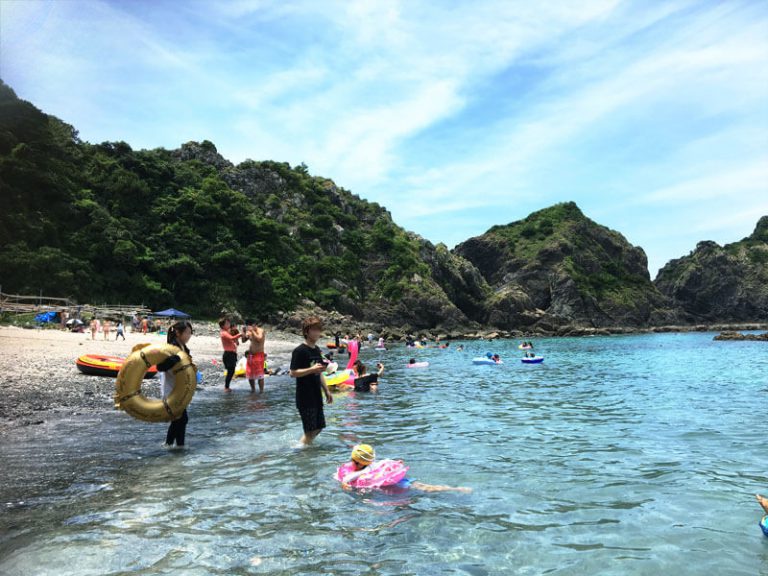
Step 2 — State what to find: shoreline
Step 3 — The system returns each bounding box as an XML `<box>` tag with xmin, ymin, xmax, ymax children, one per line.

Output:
<box><xmin>0</xmin><ymin>325</ymin><xmax>300</xmax><ymax>433</ymax></box>
<box><xmin>294</xmin><ymin>321</ymin><xmax>768</xmax><ymax>341</ymax></box>
<box><xmin>0</xmin><ymin>321</ymin><xmax>765</xmax><ymax>432</ymax></box>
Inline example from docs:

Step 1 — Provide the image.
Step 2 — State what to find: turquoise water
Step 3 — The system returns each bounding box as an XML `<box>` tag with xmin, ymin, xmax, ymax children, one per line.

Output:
<box><xmin>0</xmin><ymin>333</ymin><xmax>766</xmax><ymax>575</ymax></box>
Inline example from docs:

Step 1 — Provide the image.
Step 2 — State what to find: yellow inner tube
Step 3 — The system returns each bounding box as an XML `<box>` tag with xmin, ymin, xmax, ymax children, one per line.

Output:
<box><xmin>323</xmin><ymin>369</ymin><xmax>355</xmax><ymax>387</ymax></box>
<box><xmin>114</xmin><ymin>343</ymin><xmax>197</xmax><ymax>423</ymax></box>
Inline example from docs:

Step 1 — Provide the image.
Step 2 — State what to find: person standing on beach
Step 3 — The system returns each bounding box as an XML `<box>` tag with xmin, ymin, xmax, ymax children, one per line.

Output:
<box><xmin>157</xmin><ymin>321</ymin><xmax>194</xmax><ymax>449</ymax></box>
<box><xmin>90</xmin><ymin>318</ymin><xmax>97</xmax><ymax>340</ymax></box>
<box><xmin>141</xmin><ymin>317</ymin><xmax>148</xmax><ymax>334</ymax></box>
<box><xmin>102</xmin><ymin>319</ymin><xmax>110</xmax><ymax>340</ymax></box>
<box><xmin>290</xmin><ymin>316</ymin><xmax>333</xmax><ymax>446</ymax></box>
<box><xmin>244</xmin><ymin>320</ymin><xmax>266</xmax><ymax>394</ymax></box>
<box><xmin>219</xmin><ymin>318</ymin><xmax>241</xmax><ymax>393</ymax></box>
<box><xmin>115</xmin><ymin>320</ymin><xmax>125</xmax><ymax>341</ymax></box>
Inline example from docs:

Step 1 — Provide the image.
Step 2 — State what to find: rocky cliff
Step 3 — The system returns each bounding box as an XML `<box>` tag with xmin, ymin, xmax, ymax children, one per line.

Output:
<box><xmin>654</xmin><ymin>217</ymin><xmax>768</xmax><ymax>322</ymax></box>
<box><xmin>454</xmin><ymin>202</ymin><xmax>680</xmax><ymax>330</ymax></box>
<box><xmin>173</xmin><ymin>142</ymin><xmax>489</xmax><ymax>331</ymax></box>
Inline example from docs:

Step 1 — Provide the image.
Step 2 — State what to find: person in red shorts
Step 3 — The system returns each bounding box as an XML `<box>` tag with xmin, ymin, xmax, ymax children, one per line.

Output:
<box><xmin>244</xmin><ymin>319</ymin><xmax>266</xmax><ymax>394</ymax></box>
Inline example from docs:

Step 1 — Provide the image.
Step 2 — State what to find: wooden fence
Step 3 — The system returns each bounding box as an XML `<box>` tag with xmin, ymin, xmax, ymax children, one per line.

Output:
<box><xmin>0</xmin><ymin>291</ymin><xmax>151</xmax><ymax>319</ymax></box>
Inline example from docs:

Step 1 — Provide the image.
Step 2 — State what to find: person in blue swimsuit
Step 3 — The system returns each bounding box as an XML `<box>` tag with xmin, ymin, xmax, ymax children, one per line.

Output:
<box><xmin>757</xmin><ymin>494</ymin><xmax>768</xmax><ymax>536</ymax></box>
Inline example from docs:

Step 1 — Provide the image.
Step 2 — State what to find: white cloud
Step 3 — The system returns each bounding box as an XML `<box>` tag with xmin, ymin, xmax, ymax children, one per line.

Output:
<box><xmin>371</xmin><ymin>1</ymin><xmax>768</xmax><ymax>234</ymax></box>
<box><xmin>1</xmin><ymin>0</ymin><xmax>766</xmax><ymax>276</ymax></box>
<box><xmin>219</xmin><ymin>0</ymin><xmax>626</xmax><ymax>188</ymax></box>
<box><xmin>636</xmin><ymin>161</ymin><xmax>768</xmax><ymax>205</ymax></box>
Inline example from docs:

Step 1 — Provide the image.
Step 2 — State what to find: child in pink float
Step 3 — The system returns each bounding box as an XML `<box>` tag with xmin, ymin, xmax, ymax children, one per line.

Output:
<box><xmin>336</xmin><ymin>444</ymin><xmax>471</xmax><ymax>493</ymax></box>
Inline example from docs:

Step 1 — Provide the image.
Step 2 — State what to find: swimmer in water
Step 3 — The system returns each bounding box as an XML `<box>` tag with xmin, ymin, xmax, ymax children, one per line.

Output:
<box><xmin>756</xmin><ymin>494</ymin><xmax>768</xmax><ymax>536</ymax></box>
<box><xmin>352</xmin><ymin>361</ymin><xmax>383</xmax><ymax>392</ymax></box>
<box><xmin>757</xmin><ymin>494</ymin><xmax>768</xmax><ymax>514</ymax></box>
<box><xmin>338</xmin><ymin>444</ymin><xmax>472</xmax><ymax>493</ymax></box>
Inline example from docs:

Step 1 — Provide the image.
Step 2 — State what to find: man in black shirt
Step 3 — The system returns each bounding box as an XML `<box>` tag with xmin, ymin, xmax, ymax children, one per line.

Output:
<box><xmin>290</xmin><ymin>316</ymin><xmax>333</xmax><ymax>445</ymax></box>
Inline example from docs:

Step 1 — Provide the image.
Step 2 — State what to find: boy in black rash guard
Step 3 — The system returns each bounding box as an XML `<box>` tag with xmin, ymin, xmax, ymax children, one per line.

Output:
<box><xmin>353</xmin><ymin>361</ymin><xmax>384</xmax><ymax>392</ymax></box>
<box><xmin>290</xmin><ymin>316</ymin><xmax>333</xmax><ymax>446</ymax></box>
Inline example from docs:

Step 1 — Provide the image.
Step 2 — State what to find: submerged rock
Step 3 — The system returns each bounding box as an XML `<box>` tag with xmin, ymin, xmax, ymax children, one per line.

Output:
<box><xmin>713</xmin><ymin>331</ymin><xmax>768</xmax><ymax>341</ymax></box>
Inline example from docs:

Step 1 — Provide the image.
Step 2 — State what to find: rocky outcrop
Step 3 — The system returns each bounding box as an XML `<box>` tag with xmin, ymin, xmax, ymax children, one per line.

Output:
<box><xmin>171</xmin><ymin>145</ymin><xmax>488</xmax><ymax>331</ymax></box>
<box><xmin>713</xmin><ymin>330</ymin><xmax>768</xmax><ymax>341</ymax></box>
<box><xmin>654</xmin><ymin>217</ymin><xmax>768</xmax><ymax>322</ymax></box>
<box><xmin>172</xmin><ymin>140</ymin><xmax>233</xmax><ymax>171</ymax></box>
<box><xmin>455</xmin><ymin>202</ymin><xmax>680</xmax><ymax>330</ymax></box>
<box><xmin>416</xmin><ymin>239</ymin><xmax>491</xmax><ymax>322</ymax></box>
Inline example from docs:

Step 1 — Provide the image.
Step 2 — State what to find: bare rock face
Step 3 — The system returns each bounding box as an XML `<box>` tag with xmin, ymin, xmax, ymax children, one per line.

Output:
<box><xmin>655</xmin><ymin>217</ymin><xmax>768</xmax><ymax>322</ymax></box>
<box><xmin>172</xmin><ymin>140</ymin><xmax>233</xmax><ymax>171</ymax></box>
<box><xmin>455</xmin><ymin>202</ymin><xmax>681</xmax><ymax>330</ymax></box>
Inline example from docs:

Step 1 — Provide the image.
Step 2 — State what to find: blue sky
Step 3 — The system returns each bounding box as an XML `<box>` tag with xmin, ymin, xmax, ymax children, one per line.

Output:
<box><xmin>1</xmin><ymin>0</ymin><xmax>767</xmax><ymax>275</ymax></box>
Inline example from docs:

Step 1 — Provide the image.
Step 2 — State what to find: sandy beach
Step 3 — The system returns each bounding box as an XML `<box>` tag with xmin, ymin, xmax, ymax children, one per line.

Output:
<box><xmin>0</xmin><ymin>325</ymin><xmax>301</xmax><ymax>431</ymax></box>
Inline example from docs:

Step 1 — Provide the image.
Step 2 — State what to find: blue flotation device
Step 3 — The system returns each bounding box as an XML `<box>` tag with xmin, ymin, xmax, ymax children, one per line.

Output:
<box><xmin>486</xmin><ymin>352</ymin><xmax>493</xmax><ymax>358</ymax></box>
<box><xmin>761</xmin><ymin>515</ymin><xmax>768</xmax><ymax>537</ymax></box>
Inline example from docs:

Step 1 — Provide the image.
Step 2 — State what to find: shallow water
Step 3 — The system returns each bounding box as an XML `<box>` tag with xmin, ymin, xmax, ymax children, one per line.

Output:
<box><xmin>1</xmin><ymin>333</ymin><xmax>766</xmax><ymax>575</ymax></box>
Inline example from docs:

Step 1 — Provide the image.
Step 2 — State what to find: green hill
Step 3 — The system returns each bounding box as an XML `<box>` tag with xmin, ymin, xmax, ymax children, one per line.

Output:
<box><xmin>454</xmin><ymin>202</ymin><xmax>680</xmax><ymax>329</ymax></box>
<box><xmin>3</xmin><ymin>79</ymin><xmax>763</xmax><ymax>332</ymax></box>
<box><xmin>0</xmin><ymin>80</ymin><xmax>486</xmax><ymax>330</ymax></box>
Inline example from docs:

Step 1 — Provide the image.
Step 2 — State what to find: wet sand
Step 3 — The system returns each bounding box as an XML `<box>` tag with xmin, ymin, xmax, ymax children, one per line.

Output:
<box><xmin>0</xmin><ymin>325</ymin><xmax>300</xmax><ymax>431</ymax></box>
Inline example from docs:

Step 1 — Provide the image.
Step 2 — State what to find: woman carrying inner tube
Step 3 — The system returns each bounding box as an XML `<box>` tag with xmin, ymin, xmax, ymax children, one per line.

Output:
<box><xmin>158</xmin><ymin>321</ymin><xmax>194</xmax><ymax>449</ymax></box>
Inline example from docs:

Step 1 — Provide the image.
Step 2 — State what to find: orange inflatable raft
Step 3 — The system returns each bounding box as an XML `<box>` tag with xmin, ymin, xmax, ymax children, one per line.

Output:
<box><xmin>76</xmin><ymin>354</ymin><xmax>157</xmax><ymax>378</ymax></box>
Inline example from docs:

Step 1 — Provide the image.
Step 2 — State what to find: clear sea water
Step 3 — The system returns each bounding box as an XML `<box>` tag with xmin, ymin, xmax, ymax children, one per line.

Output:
<box><xmin>0</xmin><ymin>333</ymin><xmax>766</xmax><ymax>575</ymax></box>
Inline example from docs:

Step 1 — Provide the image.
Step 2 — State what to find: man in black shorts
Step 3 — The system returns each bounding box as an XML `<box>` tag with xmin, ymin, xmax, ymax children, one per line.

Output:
<box><xmin>290</xmin><ymin>316</ymin><xmax>333</xmax><ymax>445</ymax></box>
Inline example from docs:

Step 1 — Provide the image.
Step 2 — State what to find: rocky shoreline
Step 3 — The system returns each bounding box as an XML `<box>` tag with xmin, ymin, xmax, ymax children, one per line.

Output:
<box><xmin>0</xmin><ymin>325</ymin><xmax>300</xmax><ymax>433</ymax></box>
<box><xmin>271</xmin><ymin>302</ymin><xmax>768</xmax><ymax>341</ymax></box>
<box><xmin>713</xmin><ymin>330</ymin><xmax>768</xmax><ymax>341</ymax></box>
<box><xmin>2</xmin><ymin>318</ymin><xmax>767</xmax><ymax>433</ymax></box>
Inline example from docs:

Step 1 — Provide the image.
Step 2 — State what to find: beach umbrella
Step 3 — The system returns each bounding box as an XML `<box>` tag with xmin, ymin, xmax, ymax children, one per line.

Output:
<box><xmin>66</xmin><ymin>318</ymin><xmax>84</xmax><ymax>325</ymax></box>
